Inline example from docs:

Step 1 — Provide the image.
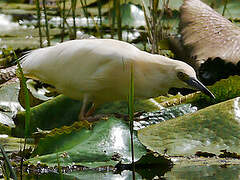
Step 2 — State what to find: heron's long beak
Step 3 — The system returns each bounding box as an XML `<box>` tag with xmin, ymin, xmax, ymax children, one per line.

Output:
<box><xmin>186</xmin><ymin>77</ymin><xmax>215</xmax><ymax>98</ymax></box>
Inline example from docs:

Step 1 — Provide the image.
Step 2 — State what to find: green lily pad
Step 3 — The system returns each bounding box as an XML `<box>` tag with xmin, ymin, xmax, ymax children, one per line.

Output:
<box><xmin>188</xmin><ymin>76</ymin><xmax>240</xmax><ymax>109</ymax></box>
<box><xmin>0</xmin><ymin>2</ymin><xmax>35</xmax><ymax>10</ymax></box>
<box><xmin>0</xmin><ymin>81</ymin><xmax>21</xmax><ymax>129</ymax></box>
<box><xmin>138</xmin><ymin>97</ymin><xmax>240</xmax><ymax>156</ymax></box>
<box><xmin>12</xmin><ymin>95</ymin><xmax>162</xmax><ymax>137</ymax></box>
<box><xmin>0</xmin><ymin>135</ymin><xmax>31</xmax><ymax>155</ymax></box>
<box><xmin>13</xmin><ymin>95</ymin><xmax>82</xmax><ymax>137</ymax></box>
<box><xmin>0</xmin><ymin>28</ymin><xmax>62</xmax><ymax>50</ymax></box>
<box><xmin>106</xmin><ymin>3</ymin><xmax>145</xmax><ymax>27</ymax></box>
<box><xmin>134</xmin><ymin>103</ymin><xmax>197</xmax><ymax>130</ymax></box>
<box><xmin>0</xmin><ymin>124</ymin><xmax>11</xmax><ymax>135</ymax></box>
<box><xmin>0</xmin><ymin>28</ymin><xmax>61</xmax><ymax>38</ymax></box>
<box><xmin>157</xmin><ymin>76</ymin><xmax>240</xmax><ymax>109</ymax></box>
<box><xmin>0</xmin><ymin>37</ymin><xmax>41</xmax><ymax>50</ymax></box>
<box><xmin>29</xmin><ymin>117</ymin><xmax>147</xmax><ymax>168</ymax></box>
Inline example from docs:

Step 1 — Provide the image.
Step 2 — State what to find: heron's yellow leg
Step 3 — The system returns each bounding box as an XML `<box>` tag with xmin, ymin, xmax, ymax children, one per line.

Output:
<box><xmin>85</xmin><ymin>103</ymin><xmax>97</xmax><ymax>117</ymax></box>
<box><xmin>78</xmin><ymin>94</ymin><xmax>89</xmax><ymax>121</ymax></box>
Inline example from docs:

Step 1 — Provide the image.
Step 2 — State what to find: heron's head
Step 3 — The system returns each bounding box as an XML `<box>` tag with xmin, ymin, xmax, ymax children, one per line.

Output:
<box><xmin>173</xmin><ymin>62</ymin><xmax>215</xmax><ymax>98</ymax></box>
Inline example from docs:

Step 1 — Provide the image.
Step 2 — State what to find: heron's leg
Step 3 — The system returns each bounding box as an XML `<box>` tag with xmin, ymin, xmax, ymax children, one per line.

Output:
<box><xmin>78</xmin><ymin>94</ymin><xmax>89</xmax><ymax>120</ymax></box>
<box><xmin>85</xmin><ymin>103</ymin><xmax>97</xmax><ymax>117</ymax></box>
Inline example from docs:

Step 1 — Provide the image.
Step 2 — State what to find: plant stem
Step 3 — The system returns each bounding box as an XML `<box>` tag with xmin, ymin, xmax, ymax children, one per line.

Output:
<box><xmin>43</xmin><ymin>0</ymin><xmax>51</xmax><ymax>46</ymax></box>
<box><xmin>97</xmin><ymin>0</ymin><xmax>103</xmax><ymax>38</ymax></box>
<box><xmin>60</xmin><ymin>0</ymin><xmax>66</xmax><ymax>42</ymax></box>
<box><xmin>116</xmin><ymin>0</ymin><xmax>122</xmax><ymax>40</ymax></box>
<box><xmin>0</xmin><ymin>144</ymin><xmax>17</xmax><ymax>180</ymax></box>
<box><xmin>35</xmin><ymin>0</ymin><xmax>43</xmax><ymax>47</ymax></box>
<box><xmin>111</xmin><ymin>0</ymin><xmax>117</xmax><ymax>38</ymax></box>
<box><xmin>128</xmin><ymin>64</ymin><xmax>135</xmax><ymax>180</ymax></box>
<box><xmin>80</xmin><ymin>0</ymin><xmax>89</xmax><ymax>27</ymax></box>
<box><xmin>222</xmin><ymin>0</ymin><xmax>229</xmax><ymax>16</ymax></box>
<box><xmin>71</xmin><ymin>0</ymin><xmax>77</xmax><ymax>39</ymax></box>
<box><xmin>14</xmin><ymin>52</ymin><xmax>31</xmax><ymax>138</ymax></box>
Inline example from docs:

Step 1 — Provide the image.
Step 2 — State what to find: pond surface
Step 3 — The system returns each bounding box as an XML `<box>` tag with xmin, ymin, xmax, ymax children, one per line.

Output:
<box><xmin>19</xmin><ymin>164</ymin><xmax>240</xmax><ymax>179</ymax></box>
<box><xmin>1</xmin><ymin>1</ymin><xmax>240</xmax><ymax>180</ymax></box>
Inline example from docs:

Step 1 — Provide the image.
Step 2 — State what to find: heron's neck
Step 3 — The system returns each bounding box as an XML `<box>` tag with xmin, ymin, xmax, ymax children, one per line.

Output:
<box><xmin>138</xmin><ymin>51</ymin><xmax>178</xmax><ymax>69</ymax></box>
<box><xmin>132</xmin><ymin>52</ymin><xmax>177</xmax><ymax>98</ymax></box>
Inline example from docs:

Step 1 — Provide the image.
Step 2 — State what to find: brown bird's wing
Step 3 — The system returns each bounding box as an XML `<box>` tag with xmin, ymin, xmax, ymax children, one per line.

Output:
<box><xmin>180</xmin><ymin>0</ymin><xmax>240</xmax><ymax>67</ymax></box>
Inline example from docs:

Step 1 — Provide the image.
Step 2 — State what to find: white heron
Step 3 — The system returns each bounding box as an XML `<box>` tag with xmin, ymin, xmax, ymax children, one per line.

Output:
<box><xmin>21</xmin><ymin>39</ymin><xmax>215</xmax><ymax>120</ymax></box>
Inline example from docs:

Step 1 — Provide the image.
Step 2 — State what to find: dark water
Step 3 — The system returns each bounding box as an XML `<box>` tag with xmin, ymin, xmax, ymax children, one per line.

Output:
<box><xmin>21</xmin><ymin>164</ymin><xmax>240</xmax><ymax>180</ymax></box>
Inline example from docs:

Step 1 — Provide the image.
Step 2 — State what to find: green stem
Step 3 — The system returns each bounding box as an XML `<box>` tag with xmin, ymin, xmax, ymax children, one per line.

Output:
<box><xmin>0</xmin><ymin>144</ymin><xmax>17</xmax><ymax>180</ymax></box>
<box><xmin>14</xmin><ymin>52</ymin><xmax>31</xmax><ymax>138</ymax></box>
<box><xmin>97</xmin><ymin>0</ymin><xmax>103</xmax><ymax>38</ymax></box>
<box><xmin>80</xmin><ymin>0</ymin><xmax>89</xmax><ymax>27</ymax></box>
<box><xmin>35</xmin><ymin>0</ymin><xmax>43</xmax><ymax>48</ymax></box>
<box><xmin>116</xmin><ymin>0</ymin><xmax>122</xmax><ymax>40</ymax></box>
<box><xmin>43</xmin><ymin>0</ymin><xmax>51</xmax><ymax>46</ymax></box>
<box><xmin>71</xmin><ymin>0</ymin><xmax>77</xmax><ymax>39</ymax></box>
<box><xmin>128</xmin><ymin>64</ymin><xmax>135</xmax><ymax>180</ymax></box>
<box><xmin>222</xmin><ymin>0</ymin><xmax>229</xmax><ymax>16</ymax></box>
<box><xmin>61</xmin><ymin>0</ymin><xmax>66</xmax><ymax>42</ymax></box>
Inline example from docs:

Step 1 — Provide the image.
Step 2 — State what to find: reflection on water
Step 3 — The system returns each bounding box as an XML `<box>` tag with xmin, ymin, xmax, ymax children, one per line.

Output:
<box><xmin>165</xmin><ymin>164</ymin><xmax>240</xmax><ymax>180</ymax></box>
<box><xmin>0</xmin><ymin>101</ymin><xmax>23</xmax><ymax>127</ymax></box>
<box><xmin>0</xmin><ymin>134</ymin><xmax>8</xmax><ymax>138</ymax></box>
<box><xmin>23</xmin><ymin>170</ymin><xmax>140</xmax><ymax>180</ymax></box>
<box><xmin>234</xmin><ymin>97</ymin><xmax>240</xmax><ymax>123</ymax></box>
<box><xmin>0</xmin><ymin>14</ymin><xmax>20</xmax><ymax>32</ymax></box>
<box><xmin>110</xmin><ymin>127</ymin><xmax>125</xmax><ymax>150</ymax></box>
<box><xmin>22</xmin><ymin>164</ymin><xmax>240</xmax><ymax>180</ymax></box>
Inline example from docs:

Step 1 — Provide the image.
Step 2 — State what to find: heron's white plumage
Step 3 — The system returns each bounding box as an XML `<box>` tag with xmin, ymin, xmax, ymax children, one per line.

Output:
<box><xmin>21</xmin><ymin>39</ymin><xmax>197</xmax><ymax>105</ymax></box>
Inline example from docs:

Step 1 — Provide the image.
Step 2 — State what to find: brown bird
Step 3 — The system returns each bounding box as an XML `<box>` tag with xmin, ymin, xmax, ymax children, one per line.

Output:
<box><xmin>180</xmin><ymin>0</ymin><xmax>240</xmax><ymax>85</ymax></box>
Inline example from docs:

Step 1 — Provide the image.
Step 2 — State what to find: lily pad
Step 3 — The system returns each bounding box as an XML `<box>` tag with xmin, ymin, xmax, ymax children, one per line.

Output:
<box><xmin>12</xmin><ymin>95</ymin><xmax>162</xmax><ymax>137</ymax></box>
<box><xmin>157</xmin><ymin>76</ymin><xmax>240</xmax><ymax>109</ymax></box>
<box><xmin>0</xmin><ymin>135</ymin><xmax>31</xmax><ymax>155</ymax></box>
<box><xmin>138</xmin><ymin>97</ymin><xmax>240</xmax><ymax>156</ymax></box>
<box><xmin>106</xmin><ymin>3</ymin><xmax>145</xmax><ymax>27</ymax></box>
<box><xmin>188</xmin><ymin>76</ymin><xmax>240</xmax><ymax>108</ymax></box>
<box><xmin>29</xmin><ymin>117</ymin><xmax>147</xmax><ymax>168</ymax></box>
<box><xmin>134</xmin><ymin>103</ymin><xmax>197</xmax><ymax>130</ymax></box>
<box><xmin>0</xmin><ymin>28</ymin><xmax>62</xmax><ymax>50</ymax></box>
<box><xmin>0</xmin><ymin>81</ymin><xmax>22</xmax><ymax>129</ymax></box>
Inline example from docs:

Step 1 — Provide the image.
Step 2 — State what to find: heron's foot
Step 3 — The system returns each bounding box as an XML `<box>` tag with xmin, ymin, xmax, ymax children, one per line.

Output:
<box><xmin>78</xmin><ymin>119</ymin><xmax>93</xmax><ymax>129</ymax></box>
<box><xmin>79</xmin><ymin>114</ymin><xmax>108</xmax><ymax>129</ymax></box>
<box><xmin>87</xmin><ymin>114</ymin><xmax>108</xmax><ymax>122</ymax></box>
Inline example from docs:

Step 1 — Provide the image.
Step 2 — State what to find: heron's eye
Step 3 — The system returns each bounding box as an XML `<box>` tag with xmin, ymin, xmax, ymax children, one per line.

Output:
<box><xmin>177</xmin><ymin>72</ymin><xmax>185</xmax><ymax>79</ymax></box>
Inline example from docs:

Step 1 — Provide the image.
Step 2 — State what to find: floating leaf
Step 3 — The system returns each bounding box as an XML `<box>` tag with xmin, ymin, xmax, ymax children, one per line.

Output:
<box><xmin>157</xmin><ymin>76</ymin><xmax>240</xmax><ymax>109</ymax></box>
<box><xmin>187</xmin><ymin>76</ymin><xmax>240</xmax><ymax>108</ymax></box>
<box><xmin>138</xmin><ymin>97</ymin><xmax>240</xmax><ymax>156</ymax></box>
<box><xmin>0</xmin><ymin>81</ymin><xmax>22</xmax><ymax>129</ymax></box>
<box><xmin>29</xmin><ymin>118</ymin><xmax>147</xmax><ymax>168</ymax></box>
<box><xmin>13</xmin><ymin>95</ymin><xmax>162</xmax><ymax>137</ymax></box>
